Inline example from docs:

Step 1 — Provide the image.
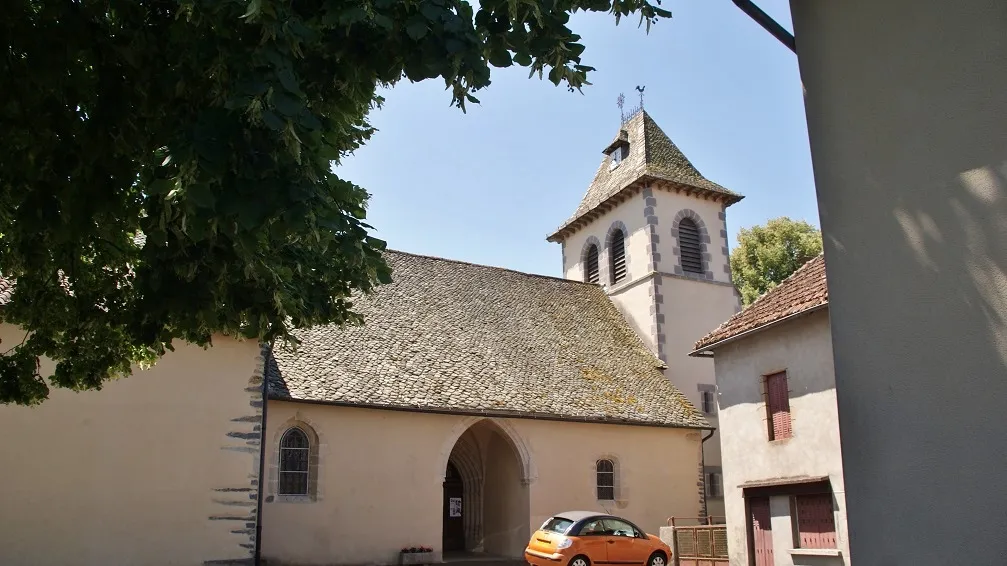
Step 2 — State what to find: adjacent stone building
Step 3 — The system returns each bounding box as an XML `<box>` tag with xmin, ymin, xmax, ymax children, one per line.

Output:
<box><xmin>691</xmin><ymin>255</ymin><xmax>851</xmax><ymax>566</ymax></box>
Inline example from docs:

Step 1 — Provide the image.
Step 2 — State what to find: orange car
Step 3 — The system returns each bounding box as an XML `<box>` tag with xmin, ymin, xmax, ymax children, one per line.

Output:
<box><xmin>524</xmin><ymin>511</ymin><xmax>671</xmax><ymax>566</ymax></box>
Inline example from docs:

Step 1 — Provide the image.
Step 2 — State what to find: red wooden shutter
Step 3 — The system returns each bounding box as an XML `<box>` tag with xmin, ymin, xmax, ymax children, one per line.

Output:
<box><xmin>749</xmin><ymin>497</ymin><xmax>774</xmax><ymax>566</ymax></box>
<box><xmin>765</xmin><ymin>372</ymin><xmax>792</xmax><ymax>440</ymax></box>
<box><xmin>795</xmin><ymin>494</ymin><xmax>837</xmax><ymax>549</ymax></box>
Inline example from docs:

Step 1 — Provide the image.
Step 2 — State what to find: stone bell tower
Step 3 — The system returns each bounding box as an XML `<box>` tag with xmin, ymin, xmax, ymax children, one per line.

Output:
<box><xmin>547</xmin><ymin>105</ymin><xmax>743</xmax><ymax>517</ymax></box>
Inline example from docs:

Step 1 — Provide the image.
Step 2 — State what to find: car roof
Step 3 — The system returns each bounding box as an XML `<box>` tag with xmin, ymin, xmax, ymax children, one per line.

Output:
<box><xmin>550</xmin><ymin>510</ymin><xmax>613</xmax><ymax>523</ymax></box>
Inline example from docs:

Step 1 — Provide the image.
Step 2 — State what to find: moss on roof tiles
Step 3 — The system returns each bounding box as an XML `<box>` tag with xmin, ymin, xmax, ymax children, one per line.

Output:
<box><xmin>266</xmin><ymin>250</ymin><xmax>708</xmax><ymax>429</ymax></box>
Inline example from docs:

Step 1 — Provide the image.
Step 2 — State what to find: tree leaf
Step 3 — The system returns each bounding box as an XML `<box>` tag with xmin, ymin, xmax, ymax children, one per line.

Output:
<box><xmin>261</xmin><ymin>110</ymin><xmax>285</xmax><ymax>131</ymax></box>
<box><xmin>0</xmin><ymin>0</ymin><xmax>673</xmax><ymax>405</ymax></box>
<box><xmin>406</xmin><ymin>18</ymin><xmax>429</xmax><ymax>40</ymax></box>
<box><xmin>186</xmin><ymin>183</ymin><xmax>216</xmax><ymax>210</ymax></box>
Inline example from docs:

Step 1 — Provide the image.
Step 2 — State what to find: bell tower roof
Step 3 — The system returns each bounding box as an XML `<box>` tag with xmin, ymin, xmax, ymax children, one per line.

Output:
<box><xmin>548</xmin><ymin>109</ymin><xmax>743</xmax><ymax>243</ymax></box>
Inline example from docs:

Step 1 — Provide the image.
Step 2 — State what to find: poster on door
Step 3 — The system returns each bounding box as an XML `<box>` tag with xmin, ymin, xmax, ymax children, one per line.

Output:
<box><xmin>449</xmin><ymin>497</ymin><xmax>462</xmax><ymax>517</ymax></box>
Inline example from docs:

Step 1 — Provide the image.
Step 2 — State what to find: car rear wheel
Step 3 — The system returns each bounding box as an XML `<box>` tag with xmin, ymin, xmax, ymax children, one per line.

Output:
<box><xmin>569</xmin><ymin>555</ymin><xmax>590</xmax><ymax>566</ymax></box>
<box><xmin>647</xmin><ymin>552</ymin><xmax>666</xmax><ymax>566</ymax></box>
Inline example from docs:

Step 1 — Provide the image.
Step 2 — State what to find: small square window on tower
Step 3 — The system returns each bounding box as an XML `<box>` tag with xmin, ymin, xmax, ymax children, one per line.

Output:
<box><xmin>608</xmin><ymin>143</ymin><xmax>629</xmax><ymax>170</ymax></box>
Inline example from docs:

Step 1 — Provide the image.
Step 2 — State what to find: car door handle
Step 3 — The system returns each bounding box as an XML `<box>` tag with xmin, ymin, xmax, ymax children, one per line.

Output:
<box><xmin>607</xmin><ymin>541</ymin><xmax>616</xmax><ymax>544</ymax></box>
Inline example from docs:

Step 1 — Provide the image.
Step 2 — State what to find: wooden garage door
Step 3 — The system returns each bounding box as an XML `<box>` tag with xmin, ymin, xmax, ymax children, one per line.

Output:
<box><xmin>749</xmin><ymin>497</ymin><xmax>773</xmax><ymax>566</ymax></box>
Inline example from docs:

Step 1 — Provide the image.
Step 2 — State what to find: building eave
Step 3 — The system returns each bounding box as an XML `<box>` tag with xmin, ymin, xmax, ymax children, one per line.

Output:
<box><xmin>547</xmin><ymin>178</ymin><xmax>745</xmax><ymax>244</ymax></box>
<box><xmin>689</xmin><ymin>303</ymin><xmax>829</xmax><ymax>357</ymax></box>
<box><xmin>267</xmin><ymin>395</ymin><xmax>712</xmax><ymax>431</ymax></box>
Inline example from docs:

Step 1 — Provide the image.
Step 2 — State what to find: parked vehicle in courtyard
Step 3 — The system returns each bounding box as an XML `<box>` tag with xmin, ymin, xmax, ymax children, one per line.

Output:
<box><xmin>524</xmin><ymin>511</ymin><xmax>671</xmax><ymax>566</ymax></box>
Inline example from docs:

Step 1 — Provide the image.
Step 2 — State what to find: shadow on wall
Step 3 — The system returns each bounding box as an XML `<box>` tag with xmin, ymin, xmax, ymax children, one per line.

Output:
<box><xmin>790</xmin><ymin>556</ymin><xmax>844</xmax><ymax>566</ymax></box>
<box><xmin>819</xmin><ymin>109</ymin><xmax>1007</xmax><ymax>561</ymax></box>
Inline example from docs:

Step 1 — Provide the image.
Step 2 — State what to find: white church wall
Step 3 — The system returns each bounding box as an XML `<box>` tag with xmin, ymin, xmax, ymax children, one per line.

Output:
<box><xmin>510</xmin><ymin>417</ymin><xmax>704</xmax><ymax>536</ymax></box>
<box><xmin>650</xmin><ymin>188</ymin><xmax>732</xmax><ymax>285</ymax></box>
<box><xmin>607</xmin><ymin>278</ymin><xmax>660</xmax><ymax>355</ymax></box>
<box><xmin>0</xmin><ymin>323</ymin><xmax>265</xmax><ymax>566</ymax></box>
<box><xmin>262</xmin><ymin>402</ymin><xmax>703</xmax><ymax>565</ymax></box>
<box><xmin>560</xmin><ymin>192</ymin><xmax>649</xmax><ymax>285</ymax></box>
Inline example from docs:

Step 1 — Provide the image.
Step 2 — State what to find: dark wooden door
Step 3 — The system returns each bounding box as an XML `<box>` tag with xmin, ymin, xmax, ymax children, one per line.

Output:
<box><xmin>749</xmin><ymin>497</ymin><xmax>773</xmax><ymax>566</ymax></box>
<box><xmin>442</xmin><ymin>462</ymin><xmax>465</xmax><ymax>552</ymax></box>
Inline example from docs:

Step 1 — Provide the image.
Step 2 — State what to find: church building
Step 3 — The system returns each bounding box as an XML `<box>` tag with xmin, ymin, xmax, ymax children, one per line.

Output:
<box><xmin>0</xmin><ymin>108</ymin><xmax>742</xmax><ymax>566</ymax></box>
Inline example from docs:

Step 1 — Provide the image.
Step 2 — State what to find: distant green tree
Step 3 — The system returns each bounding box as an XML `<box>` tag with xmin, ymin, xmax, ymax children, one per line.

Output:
<box><xmin>730</xmin><ymin>217</ymin><xmax>823</xmax><ymax>307</ymax></box>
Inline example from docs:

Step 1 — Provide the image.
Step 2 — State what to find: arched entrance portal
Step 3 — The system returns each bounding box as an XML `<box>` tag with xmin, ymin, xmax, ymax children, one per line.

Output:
<box><xmin>441</xmin><ymin>419</ymin><xmax>532</xmax><ymax>558</ymax></box>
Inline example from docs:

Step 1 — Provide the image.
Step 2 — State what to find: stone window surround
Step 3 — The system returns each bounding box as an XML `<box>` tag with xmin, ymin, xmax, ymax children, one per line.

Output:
<box><xmin>577</xmin><ymin>221</ymin><xmax>633</xmax><ymax>288</ymax></box>
<box><xmin>592</xmin><ymin>454</ymin><xmax>628</xmax><ymax>508</ymax></box>
<box><xmin>604</xmin><ymin>220</ymin><xmax>630</xmax><ymax>285</ymax></box>
<box><xmin>266</xmin><ymin>416</ymin><xmax>325</xmax><ymax>504</ymax></box>
<box><xmin>579</xmin><ymin>236</ymin><xmax>602</xmax><ymax>284</ymax></box>
<box><xmin>671</xmin><ymin>209</ymin><xmax>715</xmax><ymax>281</ymax></box>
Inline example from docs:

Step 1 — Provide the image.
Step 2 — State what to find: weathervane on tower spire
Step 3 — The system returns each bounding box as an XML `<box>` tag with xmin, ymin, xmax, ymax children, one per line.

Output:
<box><xmin>635</xmin><ymin>85</ymin><xmax>646</xmax><ymax>110</ymax></box>
<box><xmin>616</xmin><ymin>93</ymin><xmax>626</xmax><ymax>123</ymax></box>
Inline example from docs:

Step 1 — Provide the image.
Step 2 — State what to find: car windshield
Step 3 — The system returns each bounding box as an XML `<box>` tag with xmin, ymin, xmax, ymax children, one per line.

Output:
<box><xmin>541</xmin><ymin>517</ymin><xmax>574</xmax><ymax>534</ymax></box>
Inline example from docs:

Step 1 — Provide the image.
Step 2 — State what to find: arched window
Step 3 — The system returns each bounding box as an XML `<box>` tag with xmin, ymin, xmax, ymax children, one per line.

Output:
<box><xmin>678</xmin><ymin>218</ymin><xmax>704</xmax><ymax>274</ymax></box>
<box><xmin>596</xmin><ymin>459</ymin><xmax>615</xmax><ymax>501</ymax></box>
<box><xmin>609</xmin><ymin>230</ymin><xmax>627</xmax><ymax>284</ymax></box>
<box><xmin>584</xmin><ymin>244</ymin><xmax>600</xmax><ymax>284</ymax></box>
<box><xmin>279</xmin><ymin>427</ymin><xmax>310</xmax><ymax>496</ymax></box>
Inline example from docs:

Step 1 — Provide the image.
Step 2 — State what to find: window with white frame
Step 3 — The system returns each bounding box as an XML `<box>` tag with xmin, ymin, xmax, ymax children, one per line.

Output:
<box><xmin>596</xmin><ymin>459</ymin><xmax>615</xmax><ymax>501</ymax></box>
<box><xmin>278</xmin><ymin>427</ymin><xmax>310</xmax><ymax>495</ymax></box>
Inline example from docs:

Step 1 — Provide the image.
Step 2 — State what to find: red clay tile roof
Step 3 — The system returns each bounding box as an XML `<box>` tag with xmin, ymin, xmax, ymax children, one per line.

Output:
<box><xmin>693</xmin><ymin>254</ymin><xmax>828</xmax><ymax>352</ymax></box>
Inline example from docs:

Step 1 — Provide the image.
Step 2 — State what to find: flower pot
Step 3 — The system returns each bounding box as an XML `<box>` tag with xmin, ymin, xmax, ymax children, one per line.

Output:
<box><xmin>399</xmin><ymin>551</ymin><xmax>435</xmax><ymax>566</ymax></box>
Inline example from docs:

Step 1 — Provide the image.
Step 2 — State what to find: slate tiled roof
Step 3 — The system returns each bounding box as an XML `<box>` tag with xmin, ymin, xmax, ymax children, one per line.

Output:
<box><xmin>693</xmin><ymin>254</ymin><xmax>828</xmax><ymax>352</ymax></box>
<box><xmin>0</xmin><ymin>276</ymin><xmax>13</xmax><ymax>305</ymax></box>
<box><xmin>267</xmin><ymin>251</ymin><xmax>708</xmax><ymax>429</ymax></box>
<box><xmin>548</xmin><ymin>109</ymin><xmax>743</xmax><ymax>241</ymax></box>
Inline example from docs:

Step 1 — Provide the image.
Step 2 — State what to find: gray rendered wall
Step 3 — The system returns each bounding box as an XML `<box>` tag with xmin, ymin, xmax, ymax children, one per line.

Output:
<box><xmin>789</xmin><ymin>0</ymin><xmax>1007</xmax><ymax>563</ymax></box>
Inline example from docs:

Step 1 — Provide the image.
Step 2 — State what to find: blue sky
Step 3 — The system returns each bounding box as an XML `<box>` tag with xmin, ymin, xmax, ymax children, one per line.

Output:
<box><xmin>336</xmin><ymin>0</ymin><xmax>818</xmax><ymax>278</ymax></box>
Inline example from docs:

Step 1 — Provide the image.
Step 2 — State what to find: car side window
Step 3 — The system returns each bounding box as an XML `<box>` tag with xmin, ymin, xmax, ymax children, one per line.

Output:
<box><xmin>602</xmin><ymin>519</ymin><xmax>640</xmax><ymax>538</ymax></box>
<box><xmin>579</xmin><ymin>520</ymin><xmax>607</xmax><ymax>536</ymax></box>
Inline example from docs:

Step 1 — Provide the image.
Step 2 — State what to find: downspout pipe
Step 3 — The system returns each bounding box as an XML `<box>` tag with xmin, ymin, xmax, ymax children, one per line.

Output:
<box><xmin>700</xmin><ymin>428</ymin><xmax>716</xmax><ymax>518</ymax></box>
<box><xmin>254</xmin><ymin>343</ymin><xmax>270</xmax><ymax>566</ymax></box>
<box><xmin>730</xmin><ymin>0</ymin><xmax>797</xmax><ymax>53</ymax></box>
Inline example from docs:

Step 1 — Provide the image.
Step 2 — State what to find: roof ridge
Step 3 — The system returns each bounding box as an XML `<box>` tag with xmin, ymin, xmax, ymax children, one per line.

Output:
<box><xmin>385</xmin><ymin>249</ymin><xmax>597</xmax><ymax>287</ymax></box>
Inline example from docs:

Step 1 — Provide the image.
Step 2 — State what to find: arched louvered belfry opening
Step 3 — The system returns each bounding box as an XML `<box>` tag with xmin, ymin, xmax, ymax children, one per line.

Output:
<box><xmin>609</xmin><ymin>229</ymin><xmax>627</xmax><ymax>284</ymax></box>
<box><xmin>678</xmin><ymin>218</ymin><xmax>704</xmax><ymax>274</ymax></box>
<box><xmin>584</xmin><ymin>244</ymin><xmax>600</xmax><ymax>284</ymax></box>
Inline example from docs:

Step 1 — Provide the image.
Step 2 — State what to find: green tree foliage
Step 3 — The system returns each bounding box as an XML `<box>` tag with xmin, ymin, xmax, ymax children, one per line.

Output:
<box><xmin>730</xmin><ymin>217</ymin><xmax>823</xmax><ymax>307</ymax></box>
<box><xmin>0</xmin><ymin>0</ymin><xmax>672</xmax><ymax>405</ymax></box>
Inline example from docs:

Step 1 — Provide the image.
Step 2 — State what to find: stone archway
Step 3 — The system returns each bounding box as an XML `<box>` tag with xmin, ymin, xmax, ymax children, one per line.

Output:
<box><xmin>441</xmin><ymin>419</ymin><xmax>532</xmax><ymax>558</ymax></box>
